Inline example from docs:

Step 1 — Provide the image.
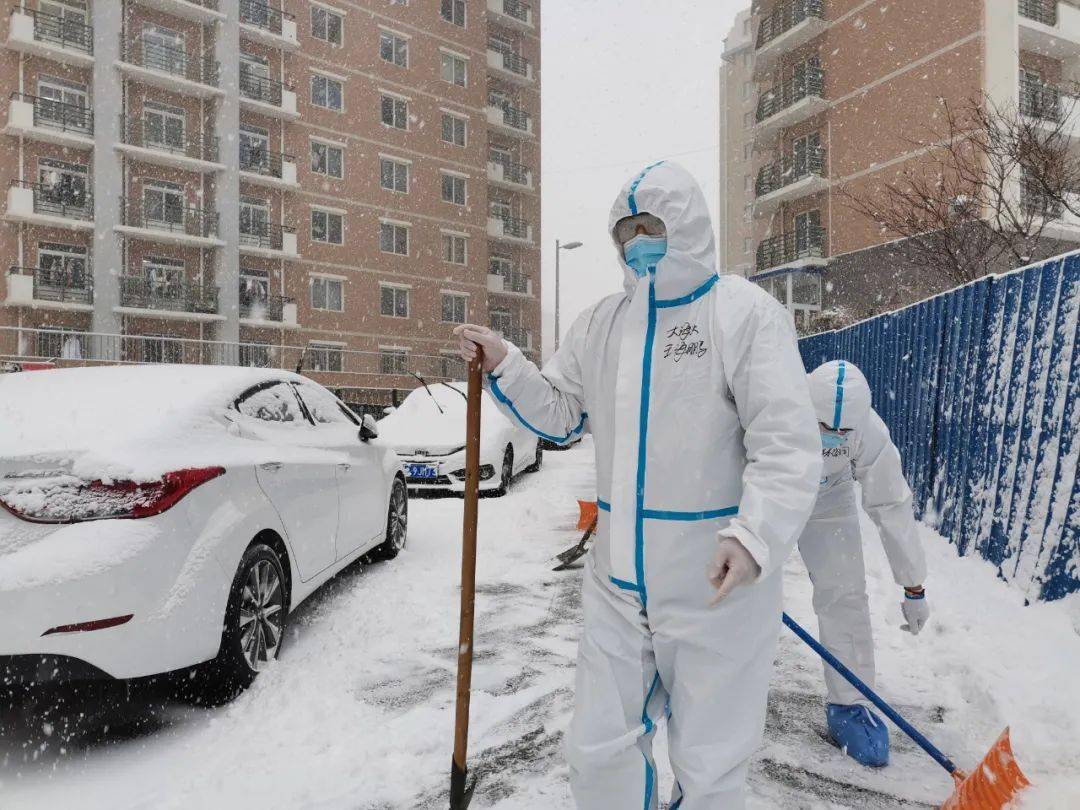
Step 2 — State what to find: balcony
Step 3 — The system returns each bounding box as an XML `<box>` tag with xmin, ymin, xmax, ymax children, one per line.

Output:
<box><xmin>116</xmin><ymin>198</ymin><xmax>224</xmax><ymax>248</ymax></box>
<box><xmin>239</xmin><ymin>0</ymin><xmax>299</xmax><ymax>49</ymax></box>
<box><xmin>240</xmin><ymin>293</ymin><xmax>298</xmax><ymax>327</ymax></box>
<box><xmin>487</xmin><ymin>45</ymin><xmax>534</xmax><ymax>85</ymax></box>
<box><xmin>493</xmin><ymin>325</ymin><xmax>532</xmax><ymax>350</ymax></box>
<box><xmin>239</xmin><ymin>145</ymin><xmax>299</xmax><ymax>189</ymax></box>
<box><xmin>755</xmin><ymin>68</ymin><xmax>828</xmax><ymax>137</ymax></box>
<box><xmin>116</xmin><ymin>117</ymin><xmax>223</xmax><ymax>173</ymax></box>
<box><xmin>1019</xmin><ymin>72</ymin><xmax>1080</xmax><ymax>141</ymax></box>
<box><xmin>117</xmin><ymin>38</ymin><xmax>222</xmax><ymax>99</ymax></box>
<box><xmin>239</xmin><ymin>222</ymin><xmax>299</xmax><ymax>259</ymax></box>
<box><xmin>487</xmin><ymin>213</ymin><xmax>533</xmax><ymax>244</ymax></box>
<box><xmin>754</xmin><ymin>228</ymin><xmax>827</xmax><ymax>275</ymax></box>
<box><xmin>1018</xmin><ymin>0</ymin><xmax>1080</xmax><ymax>59</ymax></box>
<box><xmin>118</xmin><ymin>276</ymin><xmax>222</xmax><ymax>321</ymax></box>
<box><xmin>6</xmin><ymin>8</ymin><xmax>94</xmax><ymax>66</ymax></box>
<box><xmin>754</xmin><ymin>0</ymin><xmax>826</xmax><ymax>71</ymax></box>
<box><xmin>5</xmin><ymin>180</ymin><xmax>93</xmax><ymax>230</ymax></box>
<box><xmin>135</xmin><ymin>0</ymin><xmax>225</xmax><ymax>25</ymax></box>
<box><xmin>486</xmin><ymin>103</ymin><xmax>534</xmax><ymax>137</ymax></box>
<box><xmin>487</xmin><ymin>271</ymin><xmax>532</xmax><ymax>296</ymax></box>
<box><xmin>487</xmin><ymin>0</ymin><xmax>533</xmax><ymax>31</ymax></box>
<box><xmin>487</xmin><ymin>159</ymin><xmax>534</xmax><ymax>190</ymax></box>
<box><xmin>5</xmin><ymin>266</ymin><xmax>93</xmax><ymax>311</ymax></box>
<box><xmin>3</xmin><ymin>93</ymin><xmax>93</xmax><ymax>150</ymax></box>
<box><xmin>239</xmin><ymin>72</ymin><xmax>299</xmax><ymax>119</ymax></box>
<box><xmin>754</xmin><ymin>147</ymin><xmax>829</xmax><ymax>212</ymax></box>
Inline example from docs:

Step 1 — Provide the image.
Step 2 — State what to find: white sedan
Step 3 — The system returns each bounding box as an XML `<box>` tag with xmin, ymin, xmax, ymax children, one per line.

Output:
<box><xmin>378</xmin><ymin>380</ymin><xmax>542</xmax><ymax>495</ymax></box>
<box><xmin>0</xmin><ymin>365</ymin><xmax>406</xmax><ymax>700</ymax></box>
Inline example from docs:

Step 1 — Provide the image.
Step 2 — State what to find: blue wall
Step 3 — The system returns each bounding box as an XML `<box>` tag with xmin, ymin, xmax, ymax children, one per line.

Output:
<box><xmin>799</xmin><ymin>253</ymin><xmax>1080</xmax><ymax>602</ymax></box>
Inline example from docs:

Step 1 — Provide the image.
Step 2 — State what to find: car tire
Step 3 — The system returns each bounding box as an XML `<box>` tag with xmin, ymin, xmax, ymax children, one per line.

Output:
<box><xmin>525</xmin><ymin>444</ymin><xmax>543</xmax><ymax>473</ymax></box>
<box><xmin>191</xmin><ymin>543</ymin><xmax>288</xmax><ymax>705</ymax></box>
<box><xmin>495</xmin><ymin>445</ymin><xmax>514</xmax><ymax>496</ymax></box>
<box><xmin>369</xmin><ymin>477</ymin><xmax>408</xmax><ymax>561</ymax></box>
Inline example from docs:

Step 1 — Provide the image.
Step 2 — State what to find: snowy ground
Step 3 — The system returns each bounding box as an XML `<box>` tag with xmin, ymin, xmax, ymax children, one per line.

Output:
<box><xmin>2</xmin><ymin>439</ymin><xmax>1079</xmax><ymax>809</ymax></box>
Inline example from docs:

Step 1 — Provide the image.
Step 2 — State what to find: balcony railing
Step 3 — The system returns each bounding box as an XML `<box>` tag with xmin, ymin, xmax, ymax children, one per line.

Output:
<box><xmin>240</xmin><ymin>221</ymin><xmax>294</xmax><ymax>251</ymax></box>
<box><xmin>490</xmin><ymin>270</ymin><xmax>529</xmax><ymax>294</ymax></box>
<box><xmin>240</xmin><ymin>293</ymin><xmax>291</xmax><ymax>321</ymax></box>
<box><xmin>494</xmin><ymin>325</ymin><xmax>530</xmax><ymax>347</ymax></box>
<box><xmin>756</xmin><ymin>0</ymin><xmax>825</xmax><ymax>50</ymax></box>
<box><xmin>239</xmin><ymin>145</ymin><xmax>291</xmax><ymax>179</ymax></box>
<box><xmin>491</xmin><ymin>212</ymin><xmax>530</xmax><ymax>239</ymax></box>
<box><xmin>120</xmin><ymin>277</ymin><xmax>219</xmax><ymax>315</ymax></box>
<box><xmin>239</xmin><ymin>0</ymin><xmax>293</xmax><ymax>35</ymax></box>
<box><xmin>120</xmin><ymin>116</ymin><xmax>219</xmax><ymax>162</ymax></box>
<box><xmin>9</xmin><ymin>265</ymin><xmax>92</xmax><ymax>304</ymax></box>
<box><xmin>11</xmin><ymin>92</ymin><xmax>93</xmax><ymax>136</ymax></box>
<box><xmin>755</xmin><ymin>147</ymin><xmax>827</xmax><ymax>197</ymax></box>
<box><xmin>489</xmin><ymin>43</ymin><xmax>530</xmax><ymax>77</ymax></box>
<box><xmin>1019</xmin><ymin>0</ymin><xmax>1057</xmax><ymax>26</ymax></box>
<box><xmin>240</xmin><ymin>71</ymin><xmax>286</xmax><ymax>107</ymax></box>
<box><xmin>755</xmin><ymin>227</ymin><xmax>826</xmax><ymax>273</ymax></box>
<box><xmin>120</xmin><ymin>197</ymin><xmax>220</xmax><ymax>239</ymax></box>
<box><xmin>12</xmin><ymin>179</ymin><xmax>93</xmax><ymax>220</ymax></box>
<box><xmin>14</xmin><ymin>8</ymin><xmax>93</xmax><ymax>55</ymax></box>
<box><xmin>121</xmin><ymin>37</ymin><xmax>219</xmax><ymax>88</ymax></box>
<box><xmin>756</xmin><ymin>67</ymin><xmax>825</xmax><ymax>122</ymax></box>
<box><xmin>1020</xmin><ymin>73</ymin><xmax>1064</xmax><ymax>122</ymax></box>
<box><xmin>501</xmin><ymin>0</ymin><xmax>531</xmax><ymax>22</ymax></box>
<box><xmin>491</xmin><ymin>101</ymin><xmax>531</xmax><ymax>132</ymax></box>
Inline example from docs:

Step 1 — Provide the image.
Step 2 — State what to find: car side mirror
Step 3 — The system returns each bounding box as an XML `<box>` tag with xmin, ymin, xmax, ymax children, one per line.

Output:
<box><xmin>359</xmin><ymin>413</ymin><xmax>379</xmax><ymax>441</ymax></box>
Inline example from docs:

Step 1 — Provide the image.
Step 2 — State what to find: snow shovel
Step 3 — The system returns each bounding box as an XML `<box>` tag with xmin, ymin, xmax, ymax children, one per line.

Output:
<box><xmin>553</xmin><ymin>514</ymin><xmax>597</xmax><ymax>571</ymax></box>
<box><xmin>577</xmin><ymin>499</ymin><xmax>598</xmax><ymax>531</ymax></box>
<box><xmin>782</xmin><ymin>613</ymin><xmax>1031</xmax><ymax>810</ymax></box>
<box><xmin>450</xmin><ymin>355</ymin><xmax>483</xmax><ymax>810</ymax></box>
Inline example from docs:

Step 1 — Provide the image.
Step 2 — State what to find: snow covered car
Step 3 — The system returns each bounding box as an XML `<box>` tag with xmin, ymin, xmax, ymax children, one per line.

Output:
<box><xmin>378</xmin><ymin>380</ymin><xmax>542</xmax><ymax>495</ymax></box>
<box><xmin>0</xmin><ymin>365</ymin><xmax>407</xmax><ymax>698</ymax></box>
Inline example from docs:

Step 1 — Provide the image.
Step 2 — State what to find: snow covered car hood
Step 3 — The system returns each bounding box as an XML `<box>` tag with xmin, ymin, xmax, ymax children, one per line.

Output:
<box><xmin>377</xmin><ymin>383</ymin><xmax>513</xmax><ymax>456</ymax></box>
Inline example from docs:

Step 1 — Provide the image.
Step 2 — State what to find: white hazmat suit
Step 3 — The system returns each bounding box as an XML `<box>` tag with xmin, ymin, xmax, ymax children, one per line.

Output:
<box><xmin>484</xmin><ymin>162</ymin><xmax>822</xmax><ymax>808</ymax></box>
<box><xmin>800</xmin><ymin>361</ymin><xmax>928</xmax><ymax>711</ymax></box>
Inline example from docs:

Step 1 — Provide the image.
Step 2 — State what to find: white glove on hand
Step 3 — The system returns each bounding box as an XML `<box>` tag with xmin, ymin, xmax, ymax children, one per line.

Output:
<box><xmin>452</xmin><ymin>324</ymin><xmax>508</xmax><ymax>374</ymax></box>
<box><xmin>708</xmin><ymin>536</ymin><xmax>761</xmax><ymax>605</ymax></box>
<box><xmin>900</xmin><ymin>589</ymin><xmax>929</xmax><ymax>634</ymax></box>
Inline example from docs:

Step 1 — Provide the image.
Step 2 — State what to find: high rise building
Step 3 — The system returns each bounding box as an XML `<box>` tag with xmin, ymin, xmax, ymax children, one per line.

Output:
<box><xmin>718</xmin><ymin>8</ymin><xmax>755</xmax><ymax>278</ymax></box>
<box><xmin>0</xmin><ymin>0</ymin><xmax>541</xmax><ymax>411</ymax></box>
<box><xmin>721</xmin><ymin>0</ymin><xmax>1080</xmax><ymax>330</ymax></box>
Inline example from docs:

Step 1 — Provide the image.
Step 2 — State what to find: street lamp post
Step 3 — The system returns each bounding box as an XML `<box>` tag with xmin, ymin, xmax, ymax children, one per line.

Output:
<box><xmin>554</xmin><ymin>239</ymin><xmax>582</xmax><ymax>352</ymax></box>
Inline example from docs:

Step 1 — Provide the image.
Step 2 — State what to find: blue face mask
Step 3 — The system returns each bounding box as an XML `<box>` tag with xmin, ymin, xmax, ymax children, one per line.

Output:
<box><xmin>623</xmin><ymin>234</ymin><xmax>668</xmax><ymax>278</ymax></box>
<box><xmin>821</xmin><ymin>430</ymin><xmax>847</xmax><ymax>450</ymax></box>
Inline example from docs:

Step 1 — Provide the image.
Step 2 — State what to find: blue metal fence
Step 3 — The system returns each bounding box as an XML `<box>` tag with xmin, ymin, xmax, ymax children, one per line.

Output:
<box><xmin>799</xmin><ymin>252</ymin><xmax>1080</xmax><ymax>602</ymax></box>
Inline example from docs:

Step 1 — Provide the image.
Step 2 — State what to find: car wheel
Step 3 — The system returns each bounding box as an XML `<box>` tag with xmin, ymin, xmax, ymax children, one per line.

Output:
<box><xmin>192</xmin><ymin>543</ymin><xmax>287</xmax><ymax>705</ymax></box>
<box><xmin>369</xmin><ymin>477</ymin><xmax>408</xmax><ymax>561</ymax></box>
<box><xmin>495</xmin><ymin>445</ymin><xmax>514</xmax><ymax>496</ymax></box>
<box><xmin>525</xmin><ymin>444</ymin><xmax>543</xmax><ymax>473</ymax></box>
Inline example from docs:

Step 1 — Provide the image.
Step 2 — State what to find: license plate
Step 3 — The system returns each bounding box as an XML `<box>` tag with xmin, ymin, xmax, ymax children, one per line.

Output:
<box><xmin>406</xmin><ymin>463</ymin><xmax>438</xmax><ymax>479</ymax></box>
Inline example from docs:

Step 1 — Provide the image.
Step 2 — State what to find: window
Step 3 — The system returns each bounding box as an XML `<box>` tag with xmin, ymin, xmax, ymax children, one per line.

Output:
<box><xmin>240</xmin><ymin>124</ymin><xmax>270</xmax><ymax>173</ymax></box>
<box><xmin>743</xmin><ymin>142</ymin><xmax>753</xmax><ymax>161</ymax></box>
<box><xmin>309</xmin><ymin>343</ymin><xmax>343</xmax><ymax>372</ymax></box>
<box><xmin>744</xmin><ymin>174</ymin><xmax>753</xmax><ymax>193</ymax></box>
<box><xmin>311</xmin><ymin>6</ymin><xmax>343</xmax><ymax>45</ymax></box>
<box><xmin>142</xmin><ymin>180</ymin><xmax>184</xmax><ymax>227</ymax></box>
<box><xmin>441</xmin><ymin>172</ymin><xmax>466</xmax><ymax>205</ymax></box>
<box><xmin>238</xmin><ymin>382</ymin><xmax>307</xmax><ymax>422</ymax></box>
<box><xmin>240</xmin><ymin>268</ymin><xmax>269</xmax><ymax>310</ymax></box>
<box><xmin>440</xmin><ymin>0</ymin><xmax>465</xmax><ymax>27</ymax></box>
<box><xmin>380</xmin><ymin>284</ymin><xmax>409</xmax><ymax>317</ymax></box>
<box><xmin>440</xmin><ymin>352</ymin><xmax>464</xmax><ymax>380</ymax></box>
<box><xmin>143</xmin><ymin>101</ymin><xmax>185</xmax><ymax>151</ymax></box>
<box><xmin>38</xmin><ymin>158</ymin><xmax>88</xmax><ymax>212</ymax></box>
<box><xmin>441</xmin><ymin>112</ymin><xmax>467</xmax><ymax>146</ymax></box>
<box><xmin>441</xmin><ymin>52</ymin><xmax>467</xmax><ymax>87</ymax></box>
<box><xmin>743</xmin><ymin>203</ymin><xmax>752</xmax><ymax>224</ymax></box>
<box><xmin>311</xmin><ymin>140</ymin><xmax>343</xmax><ymax>178</ymax></box>
<box><xmin>441</xmin><ymin>292</ymin><xmax>467</xmax><ymax>323</ymax></box>
<box><xmin>38</xmin><ymin>242</ymin><xmax>88</xmax><ymax>290</ymax></box>
<box><xmin>141</xmin><ymin>334</ymin><xmax>183</xmax><ymax>365</ymax></box>
<box><xmin>380</xmin><ymin>349</ymin><xmax>409</xmax><ymax>375</ymax></box>
<box><xmin>239</xmin><ymin>343</ymin><xmax>272</xmax><ymax>368</ymax></box>
<box><xmin>380</xmin><ymin>94</ymin><xmax>408</xmax><ymax>129</ymax></box>
<box><xmin>442</xmin><ymin>233</ymin><xmax>467</xmax><ymax>264</ymax></box>
<box><xmin>380</xmin><ymin>157</ymin><xmax>409</xmax><ymax>193</ymax></box>
<box><xmin>380</xmin><ymin>30</ymin><xmax>408</xmax><ymax>67</ymax></box>
<box><xmin>36</xmin><ymin>329</ymin><xmax>84</xmax><ymax>360</ymax></box>
<box><xmin>311</xmin><ymin>276</ymin><xmax>344</xmax><ymax>311</ymax></box>
<box><xmin>239</xmin><ymin>196</ymin><xmax>270</xmax><ymax>243</ymax></box>
<box><xmin>743</xmin><ymin>237</ymin><xmax>751</xmax><ymax>254</ymax></box>
<box><xmin>743</xmin><ymin>80</ymin><xmax>752</xmax><ymax>99</ymax></box>
<box><xmin>36</xmin><ymin>76</ymin><xmax>88</xmax><ymax>130</ymax></box>
<box><xmin>141</xmin><ymin>25</ymin><xmax>186</xmax><ymax>76</ymax></box>
<box><xmin>311</xmin><ymin>73</ymin><xmax>343</xmax><ymax>111</ymax></box>
<box><xmin>380</xmin><ymin>222</ymin><xmax>409</xmax><ymax>255</ymax></box>
<box><xmin>311</xmin><ymin>209</ymin><xmax>343</xmax><ymax>244</ymax></box>
<box><xmin>296</xmin><ymin>381</ymin><xmax>356</xmax><ymax>425</ymax></box>
<box><xmin>794</xmin><ymin>209</ymin><xmax>822</xmax><ymax>256</ymax></box>
<box><xmin>743</xmin><ymin>111</ymin><xmax>752</xmax><ymax>129</ymax></box>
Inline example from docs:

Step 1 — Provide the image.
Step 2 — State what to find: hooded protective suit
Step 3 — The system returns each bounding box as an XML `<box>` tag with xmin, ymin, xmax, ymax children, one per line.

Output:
<box><xmin>800</xmin><ymin>360</ymin><xmax>927</xmax><ymax>708</ymax></box>
<box><xmin>484</xmin><ymin>162</ymin><xmax>821</xmax><ymax>808</ymax></box>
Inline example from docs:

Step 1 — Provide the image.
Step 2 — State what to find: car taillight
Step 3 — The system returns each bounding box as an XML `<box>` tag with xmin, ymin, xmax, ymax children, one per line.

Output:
<box><xmin>0</xmin><ymin>467</ymin><xmax>225</xmax><ymax>524</ymax></box>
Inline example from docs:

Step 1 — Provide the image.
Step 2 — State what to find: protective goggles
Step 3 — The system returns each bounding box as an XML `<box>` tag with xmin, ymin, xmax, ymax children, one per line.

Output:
<box><xmin>613</xmin><ymin>213</ymin><xmax>666</xmax><ymax>246</ymax></box>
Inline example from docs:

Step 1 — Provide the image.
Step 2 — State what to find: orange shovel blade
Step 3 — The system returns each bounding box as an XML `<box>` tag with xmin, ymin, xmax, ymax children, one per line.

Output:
<box><xmin>941</xmin><ymin>728</ymin><xmax>1031</xmax><ymax>810</ymax></box>
<box><xmin>576</xmin><ymin>500</ymin><xmax>598</xmax><ymax>531</ymax></box>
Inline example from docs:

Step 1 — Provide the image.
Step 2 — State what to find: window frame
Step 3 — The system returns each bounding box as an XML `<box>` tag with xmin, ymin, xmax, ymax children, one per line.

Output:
<box><xmin>442</xmin><ymin>232</ymin><xmax>467</xmax><ymax>265</ymax></box>
<box><xmin>441</xmin><ymin>111</ymin><xmax>467</xmax><ymax>147</ymax></box>
<box><xmin>311</xmin><ymin>207</ymin><xmax>344</xmax><ymax>245</ymax></box>
<box><xmin>379</xmin><ymin>156</ymin><xmax>410</xmax><ymax>194</ymax></box>
<box><xmin>379</xmin><ymin>283</ymin><xmax>410</xmax><ymax>318</ymax></box>
<box><xmin>311</xmin><ymin>5</ymin><xmax>344</xmax><ymax>46</ymax></box>
<box><xmin>380</xmin><ymin>94</ymin><xmax>408</xmax><ymax>130</ymax></box>
<box><xmin>379</xmin><ymin>221</ymin><xmax>409</xmax><ymax>256</ymax></box>
<box><xmin>310</xmin><ymin>138</ymin><xmax>344</xmax><ymax>179</ymax></box>
<box><xmin>441</xmin><ymin>291</ymin><xmax>467</xmax><ymax>324</ymax></box>
<box><xmin>311</xmin><ymin>72</ymin><xmax>344</xmax><ymax>112</ymax></box>
<box><xmin>440</xmin><ymin>51</ymin><xmax>467</xmax><ymax>87</ymax></box>
<box><xmin>379</xmin><ymin>29</ymin><xmax>409</xmax><ymax>68</ymax></box>
<box><xmin>310</xmin><ymin>274</ymin><xmax>344</xmax><ymax>311</ymax></box>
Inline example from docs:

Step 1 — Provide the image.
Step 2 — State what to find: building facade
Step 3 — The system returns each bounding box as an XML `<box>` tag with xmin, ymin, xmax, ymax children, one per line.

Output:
<box><xmin>718</xmin><ymin>8</ymin><xmax>755</xmax><ymax>278</ymax></box>
<box><xmin>722</xmin><ymin>0</ymin><xmax>1080</xmax><ymax>330</ymax></box>
<box><xmin>0</xmin><ymin>0</ymin><xmax>541</xmax><ymax>410</ymax></box>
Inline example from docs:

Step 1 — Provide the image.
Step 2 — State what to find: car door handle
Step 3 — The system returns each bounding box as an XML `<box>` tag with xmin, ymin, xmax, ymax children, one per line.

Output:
<box><xmin>260</xmin><ymin>462</ymin><xmax>283</xmax><ymax>471</ymax></box>
<box><xmin>337</xmin><ymin>462</ymin><xmax>352</xmax><ymax>470</ymax></box>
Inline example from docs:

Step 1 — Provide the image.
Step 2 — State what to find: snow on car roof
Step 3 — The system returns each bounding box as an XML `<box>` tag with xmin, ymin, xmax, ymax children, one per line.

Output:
<box><xmin>376</xmin><ymin>382</ymin><xmax>511</xmax><ymax>450</ymax></box>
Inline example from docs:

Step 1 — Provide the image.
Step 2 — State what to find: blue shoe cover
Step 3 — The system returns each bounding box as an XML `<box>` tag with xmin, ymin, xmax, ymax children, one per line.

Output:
<box><xmin>826</xmin><ymin>703</ymin><xmax>890</xmax><ymax>767</ymax></box>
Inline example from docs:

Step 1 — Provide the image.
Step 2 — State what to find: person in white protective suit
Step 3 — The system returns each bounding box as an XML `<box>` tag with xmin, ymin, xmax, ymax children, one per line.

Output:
<box><xmin>801</xmin><ymin>360</ymin><xmax>929</xmax><ymax>768</ymax></box>
<box><xmin>454</xmin><ymin>161</ymin><xmax>822</xmax><ymax>809</ymax></box>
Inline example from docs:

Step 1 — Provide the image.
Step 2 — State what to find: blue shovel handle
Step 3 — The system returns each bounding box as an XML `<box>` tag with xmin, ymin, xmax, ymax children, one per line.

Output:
<box><xmin>782</xmin><ymin>612</ymin><xmax>958</xmax><ymax>775</ymax></box>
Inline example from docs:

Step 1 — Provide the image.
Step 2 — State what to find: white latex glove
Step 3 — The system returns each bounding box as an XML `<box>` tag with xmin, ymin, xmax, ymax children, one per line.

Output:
<box><xmin>708</xmin><ymin>536</ymin><xmax>761</xmax><ymax>605</ymax></box>
<box><xmin>452</xmin><ymin>324</ymin><xmax>509</xmax><ymax>374</ymax></box>
<box><xmin>900</xmin><ymin>588</ymin><xmax>929</xmax><ymax>634</ymax></box>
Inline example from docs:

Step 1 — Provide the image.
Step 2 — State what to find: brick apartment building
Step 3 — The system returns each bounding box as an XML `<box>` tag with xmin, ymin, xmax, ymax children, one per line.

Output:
<box><xmin>0</xmin><ymin>0</ymin><xmax>541</xmax><ymax>411</ymax></box>
<box><xmin>720</xmin><ymin>0</ymin><xmax>1080</xmax><ymax>331</ymax></box>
